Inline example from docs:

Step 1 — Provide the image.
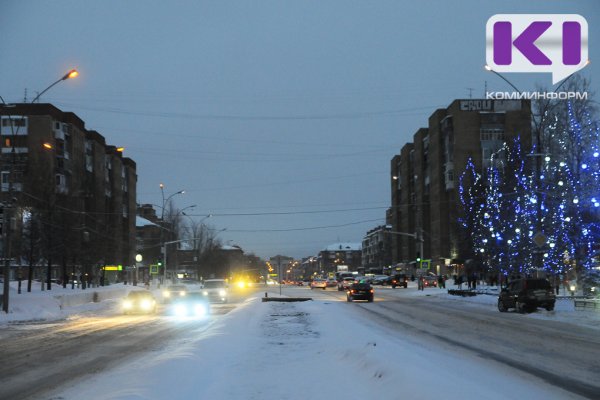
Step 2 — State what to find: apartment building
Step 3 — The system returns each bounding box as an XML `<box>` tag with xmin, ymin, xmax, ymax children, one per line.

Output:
<box><xmin>0</xmin><ymin>103</ymin><xmax>137</xmax><ymax>283</ymax></box>
<box><xmin>318</xmin><ymin>243</ymin><xmax>362</xmax><ymax>275</ymax></box>
<box><xmin>389</xmin><ymin>99</ymin><xmax>532</xmax><ymax>275</ymax></box>
<box><xmin>361</xmin><ymin>225</ymin><xmax>392</xmax><ymax>273</ymax></box>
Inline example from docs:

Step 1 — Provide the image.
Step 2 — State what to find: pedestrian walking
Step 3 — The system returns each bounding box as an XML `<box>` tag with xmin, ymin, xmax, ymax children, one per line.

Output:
<box><xmin>438</xmin><ymin>275</ymin><xmax>445</xmax><ymax>289</ymax></box>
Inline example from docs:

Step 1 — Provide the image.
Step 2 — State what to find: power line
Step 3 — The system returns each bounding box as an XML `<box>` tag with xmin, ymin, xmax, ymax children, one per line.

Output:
<box><xmin>55</xmin><ymin>102</ymin><xmax>439</xmax><ymax>121</ymax></box>
<box><xmin>225</xmin><ymin>218</ymin><xmax>384</xmax><ymax>232</ymax></box>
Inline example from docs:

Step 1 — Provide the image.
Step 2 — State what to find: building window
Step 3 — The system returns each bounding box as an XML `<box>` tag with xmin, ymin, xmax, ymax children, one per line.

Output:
<box><xmin>1</xmin><ymin>171</ymin><xmax>9</xmax><ymax>192</ymax></box>
<box><xmin>56</xmin><ymin>174</ymin><xmax>68</xmax><ymax>194</ymax></box>
<box><xmin>1</xmin><ymin>117</ymin><xmax>27</xmax><ymax>136</ymax></box>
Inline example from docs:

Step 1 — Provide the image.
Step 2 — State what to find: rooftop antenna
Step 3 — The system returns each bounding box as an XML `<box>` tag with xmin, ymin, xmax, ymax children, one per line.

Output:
<box><xmin>23</xmin><ymin>88</ymin><xmax>27</xmax><ymax>102</ymax></box>
<box><xmin>466</xmin><ymin>87</ymin><xmax>474</xmax><ymax>99</ymax></box>
<box><xmin>484</xmin><ymin>81</ymin><xmax>488</xmax><ymax>97</ymax></box>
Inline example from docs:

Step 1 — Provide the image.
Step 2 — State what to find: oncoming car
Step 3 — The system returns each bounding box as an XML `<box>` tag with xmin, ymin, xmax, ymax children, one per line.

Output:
<box><xmin>170</xmin><ymin>292</ymin><xmax>210</xmax><ymax>318</ymax></box>
<box><xmin>202</xmin><ymin>279</ymin><xmax>229</xmax><ymax>303</ymax></box>
<box><xmin>122</xmin><ymin>291</ymin><xmax>157</xmax><ymax>315</ymax></box>
<box><xmin>162</xmin><ymin>284</ymin><xmax>188</xmax><ymax>302</ymax></box>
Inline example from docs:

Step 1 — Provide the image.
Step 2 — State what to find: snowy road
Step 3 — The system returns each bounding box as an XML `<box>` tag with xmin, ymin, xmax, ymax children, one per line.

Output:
<box><xmin>295</xmin><ymin>285</ymin><xmax>600</xmax><ymax>399</ymax></box>
<box><xmin>2</xmin><ymin>284</ymin><xmax>598</xmax><ymax>400</ymax></box>
<box><xmin>0</xmin><ymin>298</ymin><xmax>240</xmax><ymax>400</ymax></box>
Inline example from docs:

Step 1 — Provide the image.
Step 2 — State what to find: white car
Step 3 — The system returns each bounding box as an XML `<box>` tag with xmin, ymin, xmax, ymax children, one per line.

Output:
<box><xmin>202</xmin><ymin>279</ymin><xmax>229</xmax><ymax>303</ymax></box>
<box><xmin>310</xmin><ymin>278</ymin><xmax>327</xmax><ymax>290</ymax></box>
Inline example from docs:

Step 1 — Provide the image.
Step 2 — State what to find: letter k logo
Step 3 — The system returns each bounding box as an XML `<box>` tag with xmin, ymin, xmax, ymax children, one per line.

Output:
<box><xmin>486</xmin><ymin>15</ymin><xmax>588</xmax><ymax>84</ymax></box>
<box><xmin>494</xmin><ymin>21</ymin><xmax>552</xmax><ymax>65</ymax></box>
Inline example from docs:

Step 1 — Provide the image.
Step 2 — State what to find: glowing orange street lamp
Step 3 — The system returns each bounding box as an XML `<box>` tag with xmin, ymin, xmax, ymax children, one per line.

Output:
<box><xmin>32</xmin><ymin>68</ymin><xmax>79</xmax><ymax>103</ymax></box>
<box><xmin>42</xmin><ymin>142</ymin><xmax>53</xmax><ymax>150</ymax></box>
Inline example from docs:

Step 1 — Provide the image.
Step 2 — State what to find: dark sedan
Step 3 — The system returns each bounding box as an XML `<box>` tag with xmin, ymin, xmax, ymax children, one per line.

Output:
<box><xmin>346</xmin><ymin>282</ymin><xmax>374</xmax><ymax>302</ymax></box>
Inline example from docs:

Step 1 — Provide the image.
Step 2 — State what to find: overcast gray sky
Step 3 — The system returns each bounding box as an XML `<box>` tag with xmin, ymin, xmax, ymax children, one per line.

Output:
<box><xmin>1</xmin><ymin>0</ymin><xmax>598</xmax><ymax>259</ymax></box>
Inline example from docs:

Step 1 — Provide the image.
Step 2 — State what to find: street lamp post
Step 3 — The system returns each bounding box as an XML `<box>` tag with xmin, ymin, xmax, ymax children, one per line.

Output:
<box><xmin>1</xmin><ymin>69</ymin><xmax>78</xmax><ymax>312</ymax></box>
<box><xmin>158</xmin><ymin>184</ymin><xmax>184</xmax><ymax>284</ymax></box>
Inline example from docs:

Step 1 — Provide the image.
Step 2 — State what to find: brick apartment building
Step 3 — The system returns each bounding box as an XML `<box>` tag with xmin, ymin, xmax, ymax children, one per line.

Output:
<box><xmin>389</xmin><ymin>99</ymin><xmax>532</xmax><ymax>275</ymax></box>
<box><xmin>361</xmin><ymin>225</ymin><xmax>392</xmax><ymax>273</ymax></box>
<box><xmin>318</xmin><ymin>243</ymin><xmax>362</xmax><ymax>275</ymax></box>
<box><xmin>0</xmin><ymin>103</ymin><xmax>137</xmax><ymax>284</ymax></box>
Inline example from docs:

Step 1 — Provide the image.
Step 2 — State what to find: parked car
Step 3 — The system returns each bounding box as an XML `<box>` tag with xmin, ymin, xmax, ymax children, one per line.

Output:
<box><xmin>337</xmin><ymin>277</ymin><xmax>356</xmax><ymax>291</ymax></box>
<box><xmin>169</xmin><ymin>292</ymin><xmax>210</xmax><ymax>318</ymax></box>
<box><xmin>162</xmin><ymin>284</ymin><xmax>188</xmax><ymax>302</ymax></box>
<box><xmin>122</xmin><ymin>291</ymin><xmax>157</xmax><ymax>315</ymax></box>
<box><xmin>202</xmin><ymin>279</ymin><xmax>229</xmax><ymax>303</ymax></box>
<box><xmin>310</xmin><ymin>278</ymin><xmax>327</xmax><ymax>290</ymax></box>
<box><xmin>346</xmin><ymin>282</ymin><xmax>374</xmax><ymax>302</ymax></box>
<box><xmin>390</xmin><ymin>274</ymin><xmax>408</xmax><ymax>289</ymax></box>
<box><xmin>498</xmin><ymin>278</ymin><xmax>556</xmax><ymax>313</ymax></box>
<box><xmin>326</xmin><ymin>278</ymin><xmax>338</xmax><ymax>287</ymax></box>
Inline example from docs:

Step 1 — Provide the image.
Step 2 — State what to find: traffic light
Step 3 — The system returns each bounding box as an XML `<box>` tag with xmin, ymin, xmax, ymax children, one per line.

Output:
<box><xmin>416</xmin><ymin>252</ymin><xmax>421</xmax><ymax>262</ymax></box>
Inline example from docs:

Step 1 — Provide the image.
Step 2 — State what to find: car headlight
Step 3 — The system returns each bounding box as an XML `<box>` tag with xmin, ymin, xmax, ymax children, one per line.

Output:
<box><xmin>123</xmin><ymin>300</ymin><xmax>132</xmax><ymax>309</ymax></box>
<box><xmin>203</xmin><ymin>291</ymin><xmax>208</xmax><ymax>296</ymax></box>
<box><xmin>237</xmin><ymin>281</ymin><xmax>245</xmax><ymax>289</ymax></box>
<box><xmin>194</xmin><ymin>304</ymin><xmax>207</xmax><ymax>316</ymax></box>
<box><xmin>219</xmin><ymin>289</ymin><xmax>227</xmax><ymax>297</ymax></box>
<box><xmin>141</xmin><ymin>300</ymin><xmax>153</xmax><ymax>310</ymax></box>
<box><xmin>570</xmin><ymin>284</ymin><xmax>577</xmax><ymax>291</ymax></box>
<box><xmin>174</xmin><ymin>304</ymin><xmax>188</xmax><ymax>317</ymax></box>
<box><xmin>179</xmin><ymin>291</ymin><xmax>186</xmax><ymax>297</ymax></box>
<box><xmin>163</xmin><ymin>291</ymin><xmax>171</xmax><ymax>298</ymax></box>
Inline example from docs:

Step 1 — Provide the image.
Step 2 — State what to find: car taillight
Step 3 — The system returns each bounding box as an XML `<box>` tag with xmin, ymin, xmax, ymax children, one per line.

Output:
<box><xmin>370</xmin><ymin>289</ymin><xmax>374</xmax><ymax>293</ymax></box>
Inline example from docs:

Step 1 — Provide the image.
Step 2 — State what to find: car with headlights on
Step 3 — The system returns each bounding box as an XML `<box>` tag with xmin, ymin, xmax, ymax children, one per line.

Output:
<box><xmin>162</xmin><ymin>284</ymin><xmax>188</xmax><ymax>303</ymax></box>
<box><xmin>310</xmin><ymin>278</ymin><xmax>327</xmax><ymax>290</ymax></box>
<box><xmin>122</xmin><ymin>290</ymin><xmax>157</xmax><ymax>314</ymax></box>
<box><xmin>346</xmin><ymin>282</ymin><xmax>374</xmax><ymax>302</ymax></box>
<box><xmin>170</xmin><ymin>292</ymin><xmax>210</xmax><ymax>318</ymax></box>
<box><xmin>202</xmin><ymin>279</ymin><xmax>229</xmax><ymax>303</ymax></box>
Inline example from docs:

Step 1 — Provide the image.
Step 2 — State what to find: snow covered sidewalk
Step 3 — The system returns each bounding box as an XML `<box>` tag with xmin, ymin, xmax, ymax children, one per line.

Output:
<box><xmin>51</xmin><ymin>296</ymin><xmax>583</xmax><ymax>400</ymax></box>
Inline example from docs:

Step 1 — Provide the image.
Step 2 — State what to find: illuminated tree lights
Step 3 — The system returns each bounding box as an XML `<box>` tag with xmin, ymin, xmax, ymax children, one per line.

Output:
<box><xmin>459</xmin><ymin>102</ymin><xmax>599</xmax><ymax>277</ymax></box>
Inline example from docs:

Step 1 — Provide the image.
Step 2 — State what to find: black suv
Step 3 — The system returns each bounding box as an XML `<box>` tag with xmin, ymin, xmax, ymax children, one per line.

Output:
<box><xmin>390</xmin><ymin>274</ymin><xmax>408</xmax><ymax>289</ymax></box>
<box><xmin>347</xmin><ymin>282</ymin><xmax>374</xmax><ymax>302</ymax></box>
<box><xmin>498</xmin><ymin>278</ymin><xmax>556</xmax><ymax>313</ymax></box>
